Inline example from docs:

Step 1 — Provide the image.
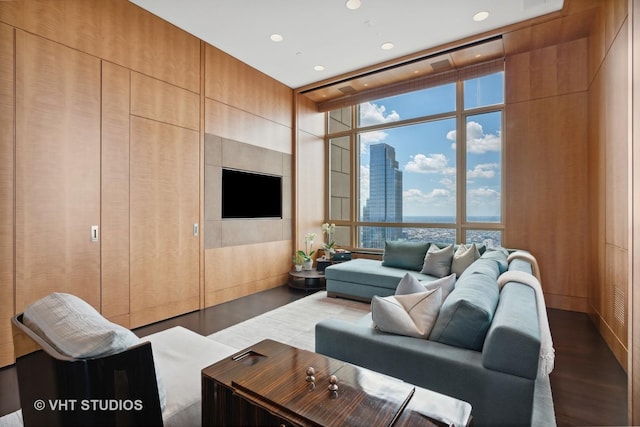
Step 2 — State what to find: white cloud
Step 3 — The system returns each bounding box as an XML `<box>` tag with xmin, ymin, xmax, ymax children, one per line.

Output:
<box><xmin>359</xmin><ymin>130</ymin><xmax>389</xmax><ymax>155</ymax></box>
<box><xmin>404</xmin><ymin>153</ymin><xmax>450</xmax><ymax>174</ymax></box>
<box><xmin>447</xmin><ymin>121</ymin><xmax>501</xmax><ymax>154</ymax></box>
<box><xmin>359</xmin><ymin>101</ymin><xmax>400</xmax><ymax>126</ymax></box>
<box><xmin>439</xmin><ymin>177</ymin><xmax>456</xmax><ymax>191</ymax></box>
<box><xmin>468</xmin><ymin>187</ymin><xmax>501</xmax><ymax>200</ymax></box>
<box><xmin>467</xmin><ymin>163</ymin><xmax>499</xmax><ymax>179</ymax></box>
<box><xmin>403</xmin><ymin>188</ymin><xmax>451</xmax><ymax>202</ymax></box>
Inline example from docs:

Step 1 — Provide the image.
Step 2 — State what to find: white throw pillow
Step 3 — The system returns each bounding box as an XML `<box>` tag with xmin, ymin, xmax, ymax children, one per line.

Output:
<box><xmin>372</xmin><ymin>288</ymin><xmax>442</xmax><ymax>339</ymax></box>
<box><xmin>451</xmin><ymin>243</ymin><xmax>481</xmax><ymax>277</ymax></box>
<box><xmin>395</xmin><ymin>272</ymin><xmax>456</xmax><ymax>301</ymax></box>
<box><xmin>423</xmin><ymin>273</ymin><xmax>457</xmax><ymax>301</ymax></box>
<box><xmin>420</xmin><ymin>244</ymin><xmax>454</xmax><ymax>277</ymax></box>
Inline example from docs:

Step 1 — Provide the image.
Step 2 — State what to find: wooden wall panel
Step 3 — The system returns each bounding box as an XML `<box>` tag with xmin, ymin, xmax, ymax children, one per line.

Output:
<box><xmin>631</xmin><ymin>0</ymin><xmax>640</xmax><ymax>419</ymax></box>
<box><xmin>295</xmin><ymin>126</ymin><xmax>326</xmax><ymax>258</ymax></box>
<box><xmin>0</xmin><ymin>0</ymin><xmax>201</xmax><ymax>93</ymax></box>
<box><xmin>101</xmin><ymin>62</ymin><xmax>130</xmax><ymax>326</ymax></box>
<box><xmin>506</xmin><ymin>38</ymin><xmax>587</xmax><ymax>103</ymax></box>
<box><xmin>204</xmin><ymin>241</ymin><xmax>291</xmax><ymax>307</ymax></box>
<box><xmin>589</xmin><ymin>14</ymin><xmax>630</xmax><ymax>371</ymax></box>
<box><xmin>204</xmin><ymin>99</ymin><xmax>292</xmax><ymax>154</ymax></box>
<box><xmin>130</xmin><ymin>117</ymin><xmax>200</xmax><ymax>327</ymax></box>
<box><xmin>504</xmin><ymin>92</ymin><xmax>590</xmax><ymax>311</ymax></box>
<box><xmin>297</xmin><ymin>94</ymin><xmax>325</xmax><ymax>138</ymax></box>
<box><xmin>15</xmin><ymin>30</ymin><xmax>101</xmax><ymax>312</ymax></box>
<box><xmin>131</xmin><ymin>72</ymin><xmax>200</xmax><ymax>131</ymax></box>
<box><xmin>204</xmin><ymin>44</ymin><xmax>292</xmax><ymax>127</ymax></box>
<box><xmin>0</xmin><ymin>23</ymin><xmax>15</xmax><ymax>367</ymax></box>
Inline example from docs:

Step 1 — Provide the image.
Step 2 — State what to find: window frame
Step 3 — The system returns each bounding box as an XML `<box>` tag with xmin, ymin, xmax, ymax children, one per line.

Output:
<box><xmin>325</xmin><ymin>70</ymin><xmax>505</xmax><ymax>252</ymax></box>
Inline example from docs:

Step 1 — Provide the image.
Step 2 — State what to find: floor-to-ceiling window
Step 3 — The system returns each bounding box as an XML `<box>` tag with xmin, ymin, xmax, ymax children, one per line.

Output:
<box><xmin>327</xmin><ymin>67</ymin><xmax>504</xmax><ymax>251</ymax></box>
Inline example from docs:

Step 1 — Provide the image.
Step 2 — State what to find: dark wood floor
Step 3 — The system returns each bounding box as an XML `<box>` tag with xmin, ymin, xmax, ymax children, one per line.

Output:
<box><xmin>0</xmin><ymin>285</ymin><xmax>628</xmax><ymax>426</ymax></box>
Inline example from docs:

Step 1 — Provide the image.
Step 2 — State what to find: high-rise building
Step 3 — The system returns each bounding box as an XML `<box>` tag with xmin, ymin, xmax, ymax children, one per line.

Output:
<box><xmin>362</xmin><ymin>143</ymin><xmax>403</xmax><ymax>248</ymax></box>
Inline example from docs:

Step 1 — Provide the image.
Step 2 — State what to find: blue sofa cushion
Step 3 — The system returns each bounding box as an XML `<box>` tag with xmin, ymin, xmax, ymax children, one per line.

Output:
<box><xmin>381</xmin><ymin>241</ymin><xmax>430</xmax><ymax>271</ymax></box>
<box><xmin>429</xmin><ymin>263</ymin><xmax>500</xmax><ymax>351</ymax></box>
<box><xmin>325</xmin><ymin>258</ymin><xmax>440</xmax><ymax>291</ymax></box>
<box><xmin>479</xmin><ymin>248</ymin><xmax>509</xmax><ymax>273</ymax></box>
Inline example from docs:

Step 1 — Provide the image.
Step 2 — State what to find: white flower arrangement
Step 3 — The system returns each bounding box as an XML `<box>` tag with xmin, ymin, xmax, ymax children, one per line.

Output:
<box><xmin>321</xmin><ymin>223</ymin><xmax>336</xmax><ymax>257</ymax></box>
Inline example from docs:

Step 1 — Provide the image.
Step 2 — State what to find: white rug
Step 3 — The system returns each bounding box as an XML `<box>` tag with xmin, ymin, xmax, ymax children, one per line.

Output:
<box><xmin>207</xmin><ymin>291</ymin><xmax>556</xmax><ymax>427</ymax></box>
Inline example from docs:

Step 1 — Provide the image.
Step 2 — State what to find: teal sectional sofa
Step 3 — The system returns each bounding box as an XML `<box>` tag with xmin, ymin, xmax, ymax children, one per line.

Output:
<box><xmin>316</xmin><ymin>244</ymin><xmax>544</xmax><ymax>426</ymax></box>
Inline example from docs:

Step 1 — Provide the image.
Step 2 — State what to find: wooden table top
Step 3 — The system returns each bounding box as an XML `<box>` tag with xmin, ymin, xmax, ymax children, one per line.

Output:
<box><xmin>202</xmin><ymin>339</ymin><xmax>472</xmax><ymax>427</ymax></box>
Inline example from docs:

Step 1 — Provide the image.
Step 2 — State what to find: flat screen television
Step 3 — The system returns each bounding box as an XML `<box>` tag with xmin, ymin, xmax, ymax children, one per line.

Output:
<box><xmin>222</xmin><ymin>168</ymin><xmax>282</xmax><ymax>219</ymax></box>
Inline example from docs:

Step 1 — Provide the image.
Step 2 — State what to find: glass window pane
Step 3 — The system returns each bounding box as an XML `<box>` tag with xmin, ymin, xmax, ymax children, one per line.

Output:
<box><xmin>329</xmin><ymin>136</ymin><xmax>351</xmax><ymax>221</ymax></box>
<box><xmin>465</xmin><ymin>111</ymin><xmax>502</xmax><ymax>222</ymax></box>
<box><xmin>464</xmin><ymin>72</ymin><xmax>504</xmax><ymax>110</ymax></box>
<box><xmin>329</xmin><ymin>107</ymin><xmax>352</xmax><ymax>133</ymax></box>
<box><xmin>334</xmin><ymin>225</ymin><xmax>351</xmax><ymax>248</ymax></box>
<box><xmin>358</xmin><ymin>226</ymin><xmax>456</xmax><ymax>249</ymax></box>
<box><xmin>359</xmin><ymin>119</ymin><xmax>457</xmax><ymax>224</ymax></box>
<box><xmin>358</xmin><ymin>84</ymin><xmax>455</xmax><ymax>127</ymax></box>
<box><xmin>466</xmin><ymin>229</ymin><xmax>502</xmax><ymax>248</ymax></box>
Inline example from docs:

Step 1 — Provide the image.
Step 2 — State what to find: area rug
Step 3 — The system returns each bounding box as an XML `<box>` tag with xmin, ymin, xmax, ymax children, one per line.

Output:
<box><xmin>207</xmin><ymin>290</ymin><xmax>557</xmax><ymax>426</ymax></box>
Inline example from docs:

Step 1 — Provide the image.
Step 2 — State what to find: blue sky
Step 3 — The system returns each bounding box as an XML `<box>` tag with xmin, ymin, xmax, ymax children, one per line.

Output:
<box><xmin>358</xmin><ymin>72</ymin><xmax>503</xmax><ymax>220</ymax></box>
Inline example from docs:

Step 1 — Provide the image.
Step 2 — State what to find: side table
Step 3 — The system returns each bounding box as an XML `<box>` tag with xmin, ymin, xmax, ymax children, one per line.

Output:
<box><xmin>288</xmin><ymin>269</ymin><xmax>325</xmax><ymax>291</ymax></box>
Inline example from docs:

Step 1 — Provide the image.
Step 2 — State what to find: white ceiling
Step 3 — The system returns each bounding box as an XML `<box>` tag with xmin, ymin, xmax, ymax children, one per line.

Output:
<box><xmin>129</xmin><ymin>0</ymin><xmax>564</xmax><ymax>89</ymax></box>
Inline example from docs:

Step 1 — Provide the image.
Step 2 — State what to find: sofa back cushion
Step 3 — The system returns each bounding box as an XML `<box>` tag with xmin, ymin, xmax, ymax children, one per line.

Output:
<box><xmin>479</xmin><ymin>247</ymin><xmax>509</xmax><ymax>273</ymax></box>
<box><xmin>429</xmin><ymin>261</ymin><xmax>500</xmax><ymax>351</ymax></box>
<box><xmin>382</xmin><ymin>241</ymin><xmax>430</xmax><ymax>271</ymax></box>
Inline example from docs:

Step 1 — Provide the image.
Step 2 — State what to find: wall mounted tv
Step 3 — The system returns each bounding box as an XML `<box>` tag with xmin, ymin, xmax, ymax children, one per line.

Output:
<box><xmin>221</xmin><ymin>168</ymin><xmax>282</xmax><ymax>219</ymax></box>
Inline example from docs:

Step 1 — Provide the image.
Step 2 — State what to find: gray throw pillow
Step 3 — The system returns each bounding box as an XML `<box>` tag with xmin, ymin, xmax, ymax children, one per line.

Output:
<box><xmin>420</xmin><ymin>243</ymin><xmax>454</xmax><ymax>277</ymax></box>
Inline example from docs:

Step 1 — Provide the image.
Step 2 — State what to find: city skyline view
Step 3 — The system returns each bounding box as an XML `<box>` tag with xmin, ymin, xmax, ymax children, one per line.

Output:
<box><xmin>358</xmin><ymin>72</ymin><xmax>504</xmax><ymax>222</ymax></box>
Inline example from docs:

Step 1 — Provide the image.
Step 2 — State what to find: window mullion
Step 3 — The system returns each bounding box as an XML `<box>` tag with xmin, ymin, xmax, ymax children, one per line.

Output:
<box><xmin>456</xmin><ymin>80</ymin><xmax>466</xmax><ymax>244</ymax></box>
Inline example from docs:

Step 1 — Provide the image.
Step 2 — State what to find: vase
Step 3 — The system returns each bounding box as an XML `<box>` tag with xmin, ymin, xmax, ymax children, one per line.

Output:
<box><xmin>294</xmin><ymin>264</ymin><xmax>303</xmax><ymax>272</ymax></box>
<box><xmin>303</xmin><ymin>259</ymin><xmax>313</xmax><ymax>270</ymax></box>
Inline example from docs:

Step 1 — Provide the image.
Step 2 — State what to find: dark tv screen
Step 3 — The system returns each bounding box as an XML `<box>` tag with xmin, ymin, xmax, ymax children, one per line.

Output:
<box><xmin>222</xmin><ymin>169</ymin><xmax>282</xmax><ymax>219</ymax></box>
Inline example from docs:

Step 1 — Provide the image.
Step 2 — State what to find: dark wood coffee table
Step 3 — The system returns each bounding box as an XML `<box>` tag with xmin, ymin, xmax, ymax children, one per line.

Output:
<box><xmin>202</xmin><ymin>339</ymin><xmax>472</xmax><ymax>426</ymax></box>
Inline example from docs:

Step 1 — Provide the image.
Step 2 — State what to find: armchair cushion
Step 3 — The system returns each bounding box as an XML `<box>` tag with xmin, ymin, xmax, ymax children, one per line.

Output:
<box><xmin>22</xmin><ymin>292</ymin><xmax>166</xmax><ymax>411</ymax></box>
<box><xmin>23</xmin><ymin>292</ymin><xmax>138</xmax><ymax>359</ymax></box>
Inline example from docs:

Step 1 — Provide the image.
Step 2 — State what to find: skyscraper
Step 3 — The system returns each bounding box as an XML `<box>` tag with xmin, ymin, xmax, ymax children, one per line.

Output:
<box><xmin>362</xmin><ymin>143</ymin><xmax>403</xmax><ymax>247</ymax></box>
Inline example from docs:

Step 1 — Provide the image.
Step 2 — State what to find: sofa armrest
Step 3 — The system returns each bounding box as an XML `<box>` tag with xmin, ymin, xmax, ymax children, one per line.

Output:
<box><xmin>482</xmin><ymin>282</ymin><xmax>540</xmax><ymax>379</ymax></box>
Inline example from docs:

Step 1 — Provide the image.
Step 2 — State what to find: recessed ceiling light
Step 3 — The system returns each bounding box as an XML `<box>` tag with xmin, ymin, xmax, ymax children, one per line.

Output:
<box><xmin>270</xmin><ymin>34</ymin><xmax>283</xmax><ymax>42</ymax></box>
<box><xmin>473</xmin><ymin>11</ymin><xmax>489</xmax><ymax>22</ymax></box>
<box><xmin>345</xmin><ymin>0</ymin><xmax>361</xmax><ymax>10</ymax></box>
<box><xmin>314</xmin><ymin>65</ymin><xmax>325</xmax><ymax>71</ymax></box>
<box><xmin>381</xmin><ymin>42</ymin><xmax>394</xmax><ymax>50</ymax></box>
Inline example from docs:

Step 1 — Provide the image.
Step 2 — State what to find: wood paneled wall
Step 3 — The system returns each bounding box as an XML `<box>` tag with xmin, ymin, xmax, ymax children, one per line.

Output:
<box><xmin>0</xmin><ymin>23</ymin><xmax>15</xmax><ymax>368</ymax></box>
<box><xmin>503</xmin><ymin>0</ymin><xmax>631</xmax><ymax>372</ymax></box>
<box><xmin>0</xmin><ymin>0</ymin><xmax>294</xmax><ymax>367</ymax></box>
<box><xmin>585</xmin><ymin>1</ymin><xmax>630</xmax><ymax>371</ymax></box>
<box><xmin>202</xmin><ymin>42</ymin><xmax>293</xmax><ymax>307</ymax></box>
<box><xmin>294</xmin><ymin>95</ymin><xmax>325</xmax><ymax>251</ymax></box>
<box><xmin>504</xmin><ymin>35</ymin><xmax>590</xmax><ymax>312</ymax></box>
<box><xmin>14</xmin><ymin>30</ymin><xmax>102</xmax><ymax>311</ymax></box>
<box><xmin>101</xmin><ymin>62</ymin><xmax>131</xmax><ymax>325</ymax></box>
